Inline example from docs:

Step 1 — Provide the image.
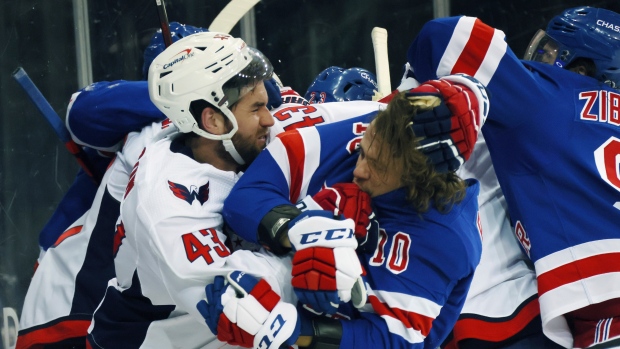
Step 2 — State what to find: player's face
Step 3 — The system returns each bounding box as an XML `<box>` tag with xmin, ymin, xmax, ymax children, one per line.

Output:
<box><xmin>230</xmin><ymin>81</ymin><xmax>274</xmax><ymax>164</ymax></box>
<box><xmin>352</xmin><ymin>123</ymin><xmax>403</xmax><ymax>198</ymax></box>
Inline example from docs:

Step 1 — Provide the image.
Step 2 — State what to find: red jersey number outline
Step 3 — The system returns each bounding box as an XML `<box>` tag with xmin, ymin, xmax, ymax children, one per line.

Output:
<box><xmin>272</xmin><ymin>105</ymin><xmax>325</xmax><ymax>131</ymax></box>
<box><xmin>182</xmin><ymin>228</ymin><xmax>231</xmax><ymax>264</ymax></box>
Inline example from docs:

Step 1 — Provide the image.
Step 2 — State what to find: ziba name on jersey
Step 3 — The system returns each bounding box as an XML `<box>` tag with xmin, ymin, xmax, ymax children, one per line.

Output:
<box><xmin>579</xmin><ymin>90</ymin><xmax>620</xmax><ymax>126</ymax></box>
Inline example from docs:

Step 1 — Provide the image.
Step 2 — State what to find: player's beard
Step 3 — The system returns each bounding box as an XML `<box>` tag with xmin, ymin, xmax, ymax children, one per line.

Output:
<box><xmin>214</xmin><ymin>128</ymin><xmax>268</xmax><ymax>167</ymax></box>
<box><xmin>230</xmin><ymin>130</ymin><xmax>266</xmax><ymax>164</ymax></box>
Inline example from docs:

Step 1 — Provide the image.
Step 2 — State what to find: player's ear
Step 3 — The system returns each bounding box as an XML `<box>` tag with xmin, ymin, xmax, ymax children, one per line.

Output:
<box><xmin>568</xmin><ymin>63</ymin><xmax>589</xmax><ymax>77</ymax></box>
<box><xmin>201</xmin><ymin>107</ymin><xmax>226</xmax><ymax>135</ymax></box>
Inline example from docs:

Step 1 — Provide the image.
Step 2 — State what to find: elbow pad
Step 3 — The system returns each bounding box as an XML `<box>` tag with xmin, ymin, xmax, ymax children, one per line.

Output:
<box><xmin>258</xmin><ymin>205</ymin><xmax>302</xmax><ymax>255</ymax></box>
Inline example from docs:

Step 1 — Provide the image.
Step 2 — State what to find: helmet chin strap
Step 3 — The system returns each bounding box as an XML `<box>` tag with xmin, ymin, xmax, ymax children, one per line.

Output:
<box><xmin>222</xmin><ymin>139</ymin><xmax>246</xmax><ymax>165</ymax></box>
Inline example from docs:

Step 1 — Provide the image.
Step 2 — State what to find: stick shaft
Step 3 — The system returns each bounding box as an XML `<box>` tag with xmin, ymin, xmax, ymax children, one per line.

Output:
<box><xmin>13</xmin><ymin>67</ymin><xmax>102</xmax><ymax>184</ymax></box>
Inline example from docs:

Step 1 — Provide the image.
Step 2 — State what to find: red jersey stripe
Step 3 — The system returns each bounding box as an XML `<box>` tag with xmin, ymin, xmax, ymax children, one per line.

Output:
<box><xmin>443</xmin><ymin>297</ymin><xmax>540</xmax><ymax>348</ymax></box>
<box><xmin>451</xmin><ymin>19</ymin><xmax>495</xmax><ymax>77</ymax></box>
<box><xmin>51</xmin><ymin>226</ymin><xmax>83</xmax><ymax>248</ymax></box>
<box><xmin>368</xmin><ymin>295</ymin><xmax>434</xmax><ymax>337</ymax></box>
<box><xmin>276</xmin><ymin>130</ymin><xmax>306</xmax><ymax>203</ymax></box>
<box><xmin>538</xmin><ymin>252</ymin><xmax>620</xmax><ymax>296</ymax></box>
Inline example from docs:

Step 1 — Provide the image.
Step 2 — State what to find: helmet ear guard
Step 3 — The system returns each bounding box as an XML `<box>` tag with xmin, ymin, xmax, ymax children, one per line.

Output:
<box><xmin>148</xmin><ymin>32</ymin><xmax>273</xmax><ymax>165</ymax></box>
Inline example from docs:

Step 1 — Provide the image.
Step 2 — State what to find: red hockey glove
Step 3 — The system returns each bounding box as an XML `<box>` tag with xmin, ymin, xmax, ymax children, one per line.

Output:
<box><xmin>311</xmin><ymin>183</ymin><xmax>372</xmax><ymax>241</ymax></box>
<box><xmin>287</xmin><ymin>211</ymin><xmax>365</xmax><ymax>315</ymax></box>
<box><xmin>405</xmin><ymin>74</ymin><xmax>489</xmax><ymax>172</ymax></box>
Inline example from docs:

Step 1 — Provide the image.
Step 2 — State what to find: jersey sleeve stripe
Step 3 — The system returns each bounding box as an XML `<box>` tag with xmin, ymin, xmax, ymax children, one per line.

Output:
<box><xmin>298</xmin><ymin>127</ymin><xmax>322</xmax><ymax>202</ymax></box>
<box><xmin>449</xmin><ymin>17</ymin><xmax>490</xmax><ymax>77</ymax></box>
<box><xmin>476</xmin><ymin>29</ymin><xmax>507</xmax><ymax>85</ymax></box>
<box><xmin>275</xmin><ymin>130</ymin><xmax>306</xmax><ymax>203</ymax></box>
<box><xmin>267</xmin><ymin>138</ymin><xmax>293</xmax><ymax>194</ymax></box>
<box><xmin>51</xmin><ymin>225</ymin><xmax>83</xmax><ymax>248</ymax></box>
<box><xmin>438</xmin><ymin>17</ymin><xmax>506</xmax><ymax>86</ymax></box>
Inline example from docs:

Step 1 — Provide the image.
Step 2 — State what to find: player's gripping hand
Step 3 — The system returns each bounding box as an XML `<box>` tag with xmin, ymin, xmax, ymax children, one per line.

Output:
<box><xmin>197</xmin><ymin>271</ymin><xmax>301</xmax><ymax>349</ymax></box>
<box><xmin>264</xmin><ymin>77</ymin><xmax>283</xmax><ymax>111</ymax></box>
<box><xmin>288</xmin><ymin>211</ymin><xmax>365</xmax><ymax>314</ymax></box>
<box><xmin>405</xmin><ymin>74</ymin><xmax>489</xmax><ymax>173</ymax></box>
<box><xmin>311</xmin><ymin>183</ymin><xmax>373</xmax><ymax>241</ymax></box>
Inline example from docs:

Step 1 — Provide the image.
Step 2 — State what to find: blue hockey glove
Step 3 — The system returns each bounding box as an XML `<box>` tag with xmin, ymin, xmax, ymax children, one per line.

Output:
<box><xmin>199</xmin><ymin>271</ymin><xmax>301</xmax><ymax>349</ymax></box>
<box><xmin>196</xmin><ymin>275</ymin><xmax>227</xmax><ymax>335</ymax></box>
<box><xmin>264</xmin><ymin>77</ymin><xmax>283</xmax><ymax>111</ymax></box>
<box><xmin>405</xmin><ymin>75</ymin><xmax>488</xmax><ymax>173</ymax></box>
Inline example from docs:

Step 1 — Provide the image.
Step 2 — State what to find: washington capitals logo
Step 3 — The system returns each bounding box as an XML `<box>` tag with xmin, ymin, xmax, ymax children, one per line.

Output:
<box><xmin>168</xmin><ymin>180</ymin><xmax>210</xmax><ymax>205</ymax></box>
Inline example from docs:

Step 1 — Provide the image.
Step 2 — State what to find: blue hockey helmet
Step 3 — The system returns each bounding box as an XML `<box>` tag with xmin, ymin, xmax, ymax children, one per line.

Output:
<box><xmin>524</xmin><ymin>7</ymin><xmax>620</xmax><ymax>88</ymax></box>
<box><xmin>304</xmin><ymin>66</ymin><xmax>378</xmax><ymax>103</ymax></box>
<box><xmin>142</xmin><ymin>22</ymin><xmax>208</xmax><ymax>79</ymax></box>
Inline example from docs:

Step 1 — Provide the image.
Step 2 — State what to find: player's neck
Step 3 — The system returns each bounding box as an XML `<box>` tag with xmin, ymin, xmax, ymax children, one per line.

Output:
<box><xmin>187</xmin><ymin>137</ymin><xmax>238</xmax><ymax>172</ymax></box>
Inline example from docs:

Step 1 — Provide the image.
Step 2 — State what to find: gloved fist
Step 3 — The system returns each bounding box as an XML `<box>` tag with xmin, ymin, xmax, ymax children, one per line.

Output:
<box><xmin>405</xmin><ymin>74</ymin><xmax>489</xmax><ymax>172</ymax></box>
<box><xmin>197</xmin><ymin>271</ymin><xmax>301</xmax><ymax>349</ymax></box>
<box><xmin>264</xmin><ymin>76</ymin><xmax>283</xmax><ymax>111</ymax></box>
<box><xmin>287</xmin><ymin>211</ymin><xmax>366</xmax><ymax>314</ymax></box>
<box><xmin>311</xmin><ymin>183</ymin><xmax>372</xmax><ymax>242</ymax></box>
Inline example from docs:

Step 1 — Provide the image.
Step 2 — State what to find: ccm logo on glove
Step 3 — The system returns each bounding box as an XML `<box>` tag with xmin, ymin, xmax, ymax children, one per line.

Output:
<box><xmin>258</xmin><ymin>314</ymin><xmax>287</xmax><ymax>349</ymax></box>
<box><xmin>299</xmin><ymin>228</ymin><xmax>355</xmax><ymax>245</ymax></box>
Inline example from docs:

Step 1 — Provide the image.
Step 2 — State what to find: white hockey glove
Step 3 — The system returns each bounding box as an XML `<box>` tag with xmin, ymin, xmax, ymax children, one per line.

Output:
<box><xmin>198</xmin><ymin>271</ymin><xmax>302</xmax><ymax>349</ymax></box>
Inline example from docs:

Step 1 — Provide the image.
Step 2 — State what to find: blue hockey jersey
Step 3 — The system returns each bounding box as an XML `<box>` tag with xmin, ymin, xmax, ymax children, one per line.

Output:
<box><xmin>406</xmin><ymin>16</ymin><xmax>620</xmax><ymax>347</ymax></box>
<box><xmin>223</xmin><ymin>117</ymin><xmax>482</xmax><ymax>348</ymax></box>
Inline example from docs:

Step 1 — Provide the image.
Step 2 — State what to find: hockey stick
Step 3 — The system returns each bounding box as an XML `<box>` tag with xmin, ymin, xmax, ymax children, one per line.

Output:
<box><xmin>371</xmin><ymin>27</ymin><xmax>391</xmax><ymax>97</ymax></box>
<box><xmin>208</xmin><ymin>0</ymin><xmax>260</xmax><ymax>34</ymax></box>
<box><xmin>155</xmin><ymin>0</ymin><xmax>173</xmax><ymax>47</ymax></box>
<box><xmin>12</xmin><ymin>67</ymin><xmax>102</xmax><ymax>184</ymax></box>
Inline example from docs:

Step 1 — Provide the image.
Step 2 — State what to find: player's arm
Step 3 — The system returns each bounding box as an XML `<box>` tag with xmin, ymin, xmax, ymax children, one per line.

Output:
<box><xmin>223</xmin><ymin>146</ymin><xmax>298</xmax><ymax>248</ymax></box>
<box><xmin>66</xmin><ymin>80</ymin><xmax>165</xmax><ymax>152</ymax></box>
<box><xmin>406</xmin><ymin>16</ymin><xmax>544</xmax><ymax>129</ymax></box>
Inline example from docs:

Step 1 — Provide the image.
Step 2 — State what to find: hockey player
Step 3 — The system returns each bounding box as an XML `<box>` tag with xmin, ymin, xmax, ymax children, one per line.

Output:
<box><xmin>304</xmin><ymin>66</ymin><xmax>379</xmax><ymax>103</ymax></box>
<box><xmin>406</xmin><ymin>6</ymin><xmax>620</xmax><ymax>349</ymax></box>
<box><xmin>390</xmin><ymin>61</ymin><xmax>550</xmax><ymax>349</ymax></box>
<box><xmin>16</xmin><ymin>23</ymin><xmax>211</xmax><ymax>349</ymax></box>
<box><xmin>216</xmin><ymin>75</ymin><xmax>489</xmax><ymax>348</ymax></box>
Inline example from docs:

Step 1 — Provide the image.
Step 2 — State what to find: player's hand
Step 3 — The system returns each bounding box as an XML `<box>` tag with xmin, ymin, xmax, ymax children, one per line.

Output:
<box><xmin>287</xmin><ymin>211</ymin><xmax>365</xmax><ymax>314</ymax></box>
<box><xmin>197</xmin><ymin>271</ymin><xmax>301</xmax><ymax>349</ymax></box>
<box><xmin>311</xmin><ymin>183</ymin><xmax>373</xmax><ymax>243</ymax></box>
<box><xmin>264</xmin><ymin>77</ymin><xmax>283</xmax><ymax>111</ymax></box>
<box><xmin>404</xmin><ymin>74</ymin><xmax>489</xmax><ymax>173</ymax></box>
<box><xmin>196</xmin><ymin>275</ymin><xmax>228</xmax><ymax>336</ymax></box>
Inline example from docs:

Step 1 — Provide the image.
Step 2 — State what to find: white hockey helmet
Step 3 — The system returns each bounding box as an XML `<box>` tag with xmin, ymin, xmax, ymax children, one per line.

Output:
<box><xmin>148</xmin><ymin>32</ymin><xmax>273</xmax><ymax>164</ymax></box>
